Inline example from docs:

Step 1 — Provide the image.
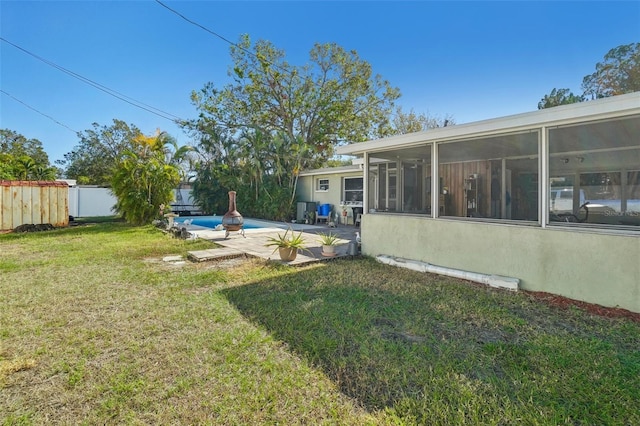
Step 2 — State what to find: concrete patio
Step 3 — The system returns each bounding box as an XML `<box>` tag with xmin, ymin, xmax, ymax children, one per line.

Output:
<box><xmin>184</xmin><ymin>221</ymin><xmax>361</xmax><ymax>266</ymax></box>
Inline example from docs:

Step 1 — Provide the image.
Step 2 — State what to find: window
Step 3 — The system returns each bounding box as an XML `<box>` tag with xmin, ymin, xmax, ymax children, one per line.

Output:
<box><xmin>367</xmin><ymin>144</ymin><xmax>431</xmax><ymax>214</ymax></box>
<box><xmin>316</xmin><ymin>178</ymin><xmax>329</xmax><ymax>191</ymax></box>
<box><xmin>548</xmin><ymin>115</ymin><xmax>640</xmax><ymax>227</ymax></box>
<box><xmin>343</xmin><ymin>177</ymin><xmax>363</xmax><ymax>204</ymax></box>
<box><xmin>438</xmin><ymin>131</ymin><xmax>539</xmax><ymax>221</ymax></box>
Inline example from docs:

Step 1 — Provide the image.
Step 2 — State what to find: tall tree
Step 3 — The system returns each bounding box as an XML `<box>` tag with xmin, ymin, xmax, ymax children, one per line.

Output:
<box><xmin>189</xmin><ymin>35</ymin><xmax>400</xmax><ymax>151</ymax></box>
<box><xmin>189</xmin><ymin>126</ymin><xmax>297</xmax><ymax>219</ymax></box>
<box><xmin>187</xmin><ymin>35</ymin><xmax>400</xmax><ymax>218</ymax></box>
<box><xmin>0</xmin><ymin>129</ymin><xmax>57</xmax><ymax>180</ymax></box>
<box><xmin>58</xmin><ymin>120</ymin><xmax>142</xmax><ymax>185</ymax></box>
<box><xmin>391</xmin><ymin>106</ymin><xmax>454</xmax><ymax>134</ymax></box>
<box><xmin>14</xmin><ymin>156</ymin><xmax>37</xmax><ymax>180</ymax></box>
<box><xmin>582</xmin><ymin>42</ymin><xmax>640</xmax><ymax>99</ymax></box>
<box><xmin>0</xmin><ymin>129</ymin><xmax>50</xmax><ymax>165</ymax></box>
<box><xmin>538</xmin><ymin>43</ymin><xmax>640</xmax><ymax>109</ymax></box>
<box><xmin>537</xmin><ymin>88</ymin><xmax>585</xmax><ymax>109</ymax></box>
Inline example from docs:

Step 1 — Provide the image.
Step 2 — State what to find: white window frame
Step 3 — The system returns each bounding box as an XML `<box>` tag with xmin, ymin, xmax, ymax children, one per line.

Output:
<box><xmin>343</xmin><ymin>177</ymin><xmax>364</xmax><ymax>203</ymax></box>
<box><xmin>316</xmin><ymin>178</ymin><xmax>329</xmax><ymax>192</ymax></box>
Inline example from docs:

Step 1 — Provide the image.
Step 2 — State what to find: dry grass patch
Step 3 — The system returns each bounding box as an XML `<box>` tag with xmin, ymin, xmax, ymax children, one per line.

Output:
<box><xmin>0</xmin><ymin>356</ymin><xmax>37</xmax><ymax>386</ymax></box>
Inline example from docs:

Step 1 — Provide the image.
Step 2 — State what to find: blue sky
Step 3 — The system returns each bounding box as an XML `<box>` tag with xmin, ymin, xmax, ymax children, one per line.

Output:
<box><xmin>1</xmin><ymin>1</ymin><xmax>639</xmax><ymax>164</ymax></box>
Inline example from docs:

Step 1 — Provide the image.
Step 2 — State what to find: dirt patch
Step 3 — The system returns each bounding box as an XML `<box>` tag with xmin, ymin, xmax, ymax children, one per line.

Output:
<box><xmin>196</xmin><ymin>257</ymin><xmax>250</xmax><ymax>270</ymax></box>
<box><xmin>456</xmin><ymin>277</ymin><xmax>640</xmax><ymax>323</ymax></box>
<box><xmin>525</xmin><ymin>290</ymin><xmax>640</xmax><ymax>323</ymax></box>
<box><xmin>13</xmin><ymin>223</ymin><xmax>56</xmax><ymax>233</ymax></box>
<box><xmin>142</xmin><ymin>255</ymin><xmax>250</xmax><ymax>271</ymax></box>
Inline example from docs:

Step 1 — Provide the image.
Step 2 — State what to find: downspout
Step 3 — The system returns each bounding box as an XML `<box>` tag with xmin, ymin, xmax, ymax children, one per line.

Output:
<box><xmin>363</xmin><ymin>152</ymin><xmax>369</xmax><ymax>214</ymax></box>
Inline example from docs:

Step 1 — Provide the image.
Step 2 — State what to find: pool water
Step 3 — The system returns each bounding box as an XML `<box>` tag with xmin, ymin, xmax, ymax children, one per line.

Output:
<box><xmin>175</xmin><ymin>216</ymin><xmax>261</xmax><ymax>230</ymax></box>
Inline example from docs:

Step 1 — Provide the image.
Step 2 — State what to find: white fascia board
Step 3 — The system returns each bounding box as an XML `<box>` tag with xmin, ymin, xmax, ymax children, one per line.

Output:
<box><xmin>298</xmin><ymin>165</ymin><xmax>362</xmax><ymax>177</ymax></box>
<box><xmin>336</xmin><ymin>92</ymin><xmax>640</xmax><ymax>156</ymax></box>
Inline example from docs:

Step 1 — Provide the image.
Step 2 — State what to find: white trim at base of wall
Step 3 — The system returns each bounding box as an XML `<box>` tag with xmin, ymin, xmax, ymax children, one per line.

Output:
<box><xmin>376</xmin><ymin>255</ymin><xmax>520</xmax><ymax>291</ymax></box>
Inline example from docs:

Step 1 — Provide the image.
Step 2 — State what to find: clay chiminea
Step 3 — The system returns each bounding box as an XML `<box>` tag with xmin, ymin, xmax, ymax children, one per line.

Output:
<box><xmin>222</xmin><ymin>190</ymin><xmax>244</xmax><ymax>238</ymax></box>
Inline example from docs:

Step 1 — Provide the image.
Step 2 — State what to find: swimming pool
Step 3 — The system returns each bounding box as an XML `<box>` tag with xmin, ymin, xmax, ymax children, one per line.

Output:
<box><xmin>175</xmin><ymin>216</ymin><xmax>263</xmax><ymax>230</ymax></box>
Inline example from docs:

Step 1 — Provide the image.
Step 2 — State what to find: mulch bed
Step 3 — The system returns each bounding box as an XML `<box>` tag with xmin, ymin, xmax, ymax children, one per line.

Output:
<box><xmin>526</xmin><ymin>290</ymin><xmax>640</xmax><ymax>323</ymax></box>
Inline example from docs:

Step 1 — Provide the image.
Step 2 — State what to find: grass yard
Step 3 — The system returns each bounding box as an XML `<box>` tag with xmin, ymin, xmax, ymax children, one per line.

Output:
<box><xmin>1</xmin><ymin>222</ymin><xmax>639</xmax><ymax>425</ymax></box>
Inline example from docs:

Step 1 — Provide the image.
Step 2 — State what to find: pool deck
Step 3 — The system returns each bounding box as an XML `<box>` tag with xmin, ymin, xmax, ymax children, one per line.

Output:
<box><xmin>183</xmin><ymin>220</ymin><xmax>361</xmax><ymax>266</ymax></box>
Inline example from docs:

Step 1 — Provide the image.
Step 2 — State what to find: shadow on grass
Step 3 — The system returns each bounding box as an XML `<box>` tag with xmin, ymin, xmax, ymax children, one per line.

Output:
<box><xmin>221</xmin><ymin>258</ymin><xmax>509</xmax><ymax>410</ymax></box>
<box><xmin>221</xmin><ymin>258</ymin><xmax>640</xmax><ymax>422</ymax></box>
<box><xmin>73</xmin><ymin>215</ymin><xmax>125</xmax><ymax>224</ymax></box>
<box><xmin>2</xmin><ymin>219</ymin><xmax>175</xmax><ymax>240</ymax></box>
<box><xmin>0</xmin><ymin>221</ymin><xmax>130</xmax><ymax>240</ymax></box>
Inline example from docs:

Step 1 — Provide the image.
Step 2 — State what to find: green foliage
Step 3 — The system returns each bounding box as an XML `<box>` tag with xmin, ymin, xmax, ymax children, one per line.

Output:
<box><xmin>186</xmin><ymin>35</ymin><xmax>401</xmax><ymax>219</ymax></box>
<box><xmin>316</xmin><ymin>232</ymin><xmax>339</xmax><ymax>246</ymax></box>
<box><xmin>0</xmin><ymin>153</ymin><xmax>16</xmax><ymax>180</ymax></box>
<box><xmin>539</xmin><ymin>43</ymin><xmax>640</xmax><ymax>108</ymax></box>
<box><xmin>538</xmin><ymin>88</ymin><xmax>585</xmax><ymax>109</ymax></box>
<box><xmin>0</xmin><ymin>129</ymin><xmax>57</xmax><ymax>180</ymax></box>
<box><xmin>583</xmin><ymin>42</ymin><xmax>640</xmax><ymax>99</ymax></box>
<box><xmin>324</xmin><ymin>158</ymin><xmax>352</xmax><ymax>167</ymax></box>
<box><xmin>110</xmin><ymin>133</ymin><xmax>181</xmax><ymax>225</ymax></box>
<box><xmin>391</xmin><ymin>106</ymin><xmax>455</xmax><ymax>134</ymax></box>
<box><xmin>190</xmin><ymin>128</ymin><xmax>299</xmax><ymax>220</ymax></box>
<box><xmin>0</xmin><ymin>129</ymin><xmax>50</xmax><ymax>165</ymax></box>
<box><xmin>0</xmin><ymin>153</ymin><xmax>58</xmax><ymax>181</ymax></box>
<box><xmin>189</xmin><ymin>163</ymin><xmax>228</xmax><ymax>215</ymax></box>
<box><xmin>57</xmin><ymin>119</ymin><xmax>142</xmax><ymax>185</ymax></box>
<box><xmin>190</xmin><ymin>35</ymin><xmax>400</xmax><ymax>147</ymax></box>
<box><xmin>264</xmin><ymin>227</ymin><xmax>307</xmax><ymax>250</ymax></box>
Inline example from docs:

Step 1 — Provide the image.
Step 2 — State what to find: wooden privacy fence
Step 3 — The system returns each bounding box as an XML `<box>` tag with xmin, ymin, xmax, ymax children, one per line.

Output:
<box><xmin>0</xmin><ymin>180</ymin><xmax>69</xmax><ymax>230</ymax></box>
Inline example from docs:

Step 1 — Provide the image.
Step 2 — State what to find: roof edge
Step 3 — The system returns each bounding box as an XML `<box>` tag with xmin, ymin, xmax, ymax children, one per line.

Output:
<box><xmin>336</xmin><ymin>92</ymin><xmax>640</xmax><ymax>156</ymax></box>
<box><xmin>298</xmin><ymin>164</ymin><xmax>362</xmax><ymax>177</ymax></box>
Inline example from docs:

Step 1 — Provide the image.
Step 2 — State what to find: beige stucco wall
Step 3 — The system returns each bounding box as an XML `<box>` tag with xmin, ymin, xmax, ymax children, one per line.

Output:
<box><xmin>297</xmin><ymin>171</ymin><xmax>363</xmax><ymax>220</ymax></box>
<box><xmin>361</xmin><ymin>213</ymin><xmax>640</xmax><ymax>313</ymax></box>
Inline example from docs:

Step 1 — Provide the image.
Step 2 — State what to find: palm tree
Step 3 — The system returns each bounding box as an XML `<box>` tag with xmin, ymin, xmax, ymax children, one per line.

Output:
<box><xmin>15</xmin><ymin>156</ymin><xmax>38</xmax><ymax>180</ymax></box>
<box><xmin>111</xmin><ymin>132</ymin><xmax>182</xmax><ymax>225</ymax></box>
<box><xmin>31</xmin><ymin>165</ymin><xmax>57</xmax><ymax>180</ymax></box>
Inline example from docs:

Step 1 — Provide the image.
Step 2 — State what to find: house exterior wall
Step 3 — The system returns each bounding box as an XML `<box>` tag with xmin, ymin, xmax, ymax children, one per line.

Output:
<box><xmin>296</xmin><ymin>169</ymin><xmax>363</xmax><ymax>220</ymax></box>
<box><xmin>361</xmin><ymin>213</ymin><xmax>640</xmax><ymax>313</ymax></box>
<box><xmin>336</xmin><ymin>94</ymin><xmax>640</xmax><ymax>313</ymax></box>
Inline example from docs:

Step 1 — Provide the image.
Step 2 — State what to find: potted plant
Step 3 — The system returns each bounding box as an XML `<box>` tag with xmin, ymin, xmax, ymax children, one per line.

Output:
<box><xmin>317</xmin><ymin>232</ymin><xmax>340</xmax><ymax>257</ymax></box>
<box><xmin>307</xmin><ymin>210</ymin><xmax>315</xmax><ymax>224</ymax></box>
<box><xmin>265</xmin><ymin>228</ymin><xmax>308</xmax><ymax>261</ymax></box>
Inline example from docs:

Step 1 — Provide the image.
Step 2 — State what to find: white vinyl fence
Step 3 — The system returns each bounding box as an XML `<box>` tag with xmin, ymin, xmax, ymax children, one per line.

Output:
<box><xmin>68</xmin><ymin>187</ymin><xmax>198</xmax><ymax>217</ymax></box>
<box><xmin>68</xmin><ymin>187</ymin><xmax>116</xmax><ymax>218</ymax></box>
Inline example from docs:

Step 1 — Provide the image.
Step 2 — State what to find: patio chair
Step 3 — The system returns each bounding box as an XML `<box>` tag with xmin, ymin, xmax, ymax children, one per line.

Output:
<box><xmin>316</xmin><ymin>204</ymin><xmax>332</xmax><ymax>225</ymax></box>
<box><xmin>352</xmin><ymin>207</ymin><xmax>363</xmax><ymax>227</ymax></box>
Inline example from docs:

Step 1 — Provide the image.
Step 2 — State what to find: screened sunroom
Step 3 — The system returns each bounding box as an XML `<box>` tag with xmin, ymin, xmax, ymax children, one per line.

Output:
<box><xmin>337</xmin><ymin>92</ymin><xmax>640</xmax><ymax>313</ymax></box>
<box><xmin>361</xmin><ymin>106</ymin><xmax>639</xmax><ymax>228</ymax></box>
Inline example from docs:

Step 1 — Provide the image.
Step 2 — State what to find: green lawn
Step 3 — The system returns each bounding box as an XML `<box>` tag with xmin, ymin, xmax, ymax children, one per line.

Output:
<box><xmin>1</xmin><ymin>222</ymin><xmax>638</xmax><ymax>425</ymax></box>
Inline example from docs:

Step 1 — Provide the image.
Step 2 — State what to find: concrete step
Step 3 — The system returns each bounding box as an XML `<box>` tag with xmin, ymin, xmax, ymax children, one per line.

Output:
<box><xmin>187</xmin><ymin>247</ymin><xmax>245</xmax><ymax>262</ymax></box>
